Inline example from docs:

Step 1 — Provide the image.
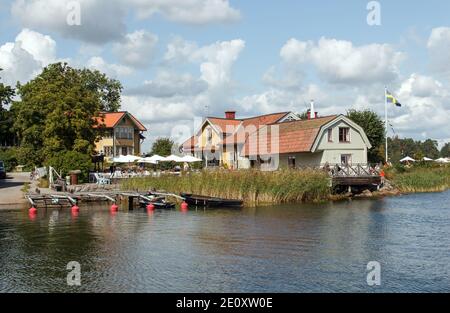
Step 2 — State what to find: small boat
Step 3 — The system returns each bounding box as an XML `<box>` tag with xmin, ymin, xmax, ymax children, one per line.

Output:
<box><xmin>180</xmin><ymin>193</ymin><xmax>243</xmax><ymax>208</ymax></box>
<box><xmin>140</xmin><ymin>194</ymin><xmax>176</xmax><ymax>209</ymax></box>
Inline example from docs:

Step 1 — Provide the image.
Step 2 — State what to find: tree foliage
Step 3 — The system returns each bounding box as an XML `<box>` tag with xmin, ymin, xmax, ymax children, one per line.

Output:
<box><xmin>440</xmin><ymin>143</ymin><xmax>450</xmax><ymax>158</ymax></box>
<box><xmin>346</xmin><ymin>109</ymin><xmax>385</xmax><ymax>163</ymax></box>
<box><xmin>45</xmin><ymin>150</ymin><xmax>93</xmax><ymax>183</ymax></box>
<box><xmin>388</xmin><ymin>136</ymin><xmax>441</xmax><ymax>162</ymax></box>
<box><xmin>150</xmin><ymin>138</ymin><xmax>174</xmax><ymax>157</ymax></box>
<box><xmin>0</xmin><ymin>69</ymin><xmax>16</xmax><ymax>146</ymax></box>
<box><xmin>11</xmin><ymin>63</ymin><xmax>122</xmax><ymax>167</ymax></box>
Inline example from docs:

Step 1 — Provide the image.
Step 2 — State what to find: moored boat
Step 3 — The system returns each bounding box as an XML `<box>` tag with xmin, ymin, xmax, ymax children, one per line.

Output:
<box><xmin>180</xmin><ymin>193</ymin><xmax>243</xmax><ymax>208</ymax></box>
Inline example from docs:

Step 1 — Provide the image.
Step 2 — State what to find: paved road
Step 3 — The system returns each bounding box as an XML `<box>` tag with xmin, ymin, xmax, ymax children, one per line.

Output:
<box><xmin>0</xmin><ymin>172</ymin><xmax>31</xmax><ymax>208</ymax></box>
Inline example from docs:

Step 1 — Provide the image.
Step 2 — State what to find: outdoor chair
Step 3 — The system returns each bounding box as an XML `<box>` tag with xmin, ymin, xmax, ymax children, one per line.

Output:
<box><xmin>94</xmin><ymin>173</ymin><xmax>111</xmax><ymax>185</ymax></box>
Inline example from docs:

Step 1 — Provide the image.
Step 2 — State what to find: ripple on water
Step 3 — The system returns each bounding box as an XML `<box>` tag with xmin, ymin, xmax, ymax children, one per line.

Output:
<box><xmin>0</xmin><ymin>191</ymin><xmax>449</xmax><ymax>292</ymax></box>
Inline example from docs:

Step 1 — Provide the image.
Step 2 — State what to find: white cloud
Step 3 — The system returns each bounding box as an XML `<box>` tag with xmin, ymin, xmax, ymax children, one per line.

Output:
<box><xmin>125</xmin><ymin>70</ymin><xmax>208</xmax><ymax>98</ymax></box>
<box><xmin>11</xmin><ymin>0</ymin><xmax>126</xmax><ymax>44</ymax></box>
<box><xmin>427</xmin><ymin>27</ymin><xmax>450</xmax><ymax>74</ymax></box>
<box><xmin>164</xmin><ymin>37</ymin><xmax>245</xmax><ymax>87</ymax></box>
<box><xmin>130</xmin><ymin>0</ymin><xmax>240</xmax><ymax>24</ymax></box>
<box><xmin>0</xmin><ymin>29</ymin><xmax>57</xmax><ymax>85</ymax></box>
<box><xmin>11</xmin><ymin>0</ymin><xmax>240</xmax><ymax>44</ymax></box>
<box><xmin>113</xmin><ymin>30</ymin><xmax>158</xmax><ymax>68</ymax></box>
<box><xmin>15</xmin><ymin>28</ymin><xmax>56</xmax><ymax>66</ymax></box>
<box><xmin>87</xmin><ymin>56</ymin><xmax>133</xmax><ymax>78</ymax></box>
<box><xmin>280</xmin><ymin>37</ymin><xmax>404</xmax><ymax>84</ymax></box>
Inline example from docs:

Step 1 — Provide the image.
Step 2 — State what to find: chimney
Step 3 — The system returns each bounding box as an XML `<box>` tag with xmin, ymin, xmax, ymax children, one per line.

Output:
<box><xmin>309</xmin><ymin>100</ymin><xmax>317</xmax><ymax>119</ymax></box>
<box><xmin>225</xmin><ymin>111</ymin><xmax>236</xmax><ymax>119</ymax></box>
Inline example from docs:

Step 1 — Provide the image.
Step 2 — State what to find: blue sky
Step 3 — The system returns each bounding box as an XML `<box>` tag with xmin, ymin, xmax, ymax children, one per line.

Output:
<box><xmin>1</xmin><ymin>0</ymin><xmax>450</xmax><ymax>151</ymax></box>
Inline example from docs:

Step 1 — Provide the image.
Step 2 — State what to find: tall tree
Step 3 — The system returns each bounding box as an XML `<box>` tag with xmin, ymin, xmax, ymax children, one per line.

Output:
<box><xmin>0</xmin><ymin>69</ymin><xmax>16</xmax><ymax>146</ymax></box>
<box><xmin>440</xmin><ymin>143</ymin><xmax>450</xmax><ymax>158</ymax></box>
<box><xmin>12</xmin><ymin>63</ymin><xmax>122</xmax><ymax>166</ymax></box>
<box><xmin>151</xmin><ymin>138</ymin><xmax>175</xmax><ymax>157</ymax></box>
<box><xmin>420</xmin><ymin>139</ymin><xmax>440</xmax><ymax>159</ymax></box>
<box><xmin>346</xmin><ymin>109</ymin><xmax>385</xmax><ymax>163</ymax></box>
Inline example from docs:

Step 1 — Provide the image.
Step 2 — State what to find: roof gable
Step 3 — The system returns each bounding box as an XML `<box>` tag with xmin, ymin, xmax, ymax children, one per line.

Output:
<box><xmin>310</xmin><ymin>114</ymin><xmax>372</xmax><ymax>151</ymax></box>
<box><xmin>242</xmin><ymin>115</ymin><xmax>337</xmax><ymax>156</ymax></box>
<box><xmin>95</xmin><ymin>111</ymin><xmax>147</xmax><ymax>131</ymax></box>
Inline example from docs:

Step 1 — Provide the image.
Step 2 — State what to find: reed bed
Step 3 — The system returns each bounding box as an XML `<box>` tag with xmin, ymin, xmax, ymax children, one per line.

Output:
<box><xmin>391</xmin><ymin>165</ymin><xmax>450</xmax><ymax>193</ymax></box>
<box><xmin>121</xmin><ymin>169</ymin><xmax>330</xmax><ymax>206</ymax></box>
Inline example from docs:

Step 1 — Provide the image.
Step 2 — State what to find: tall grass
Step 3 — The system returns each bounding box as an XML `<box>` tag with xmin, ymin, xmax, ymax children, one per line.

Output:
<box><xmin>121</xmin><ymin>169</ymin><xmax>330</xmax><ymax>206</ymax></box>
<box><xmin>390</xmin><ymin>165</ymin><xmax>450</xmax><ymax>193</ymax></box>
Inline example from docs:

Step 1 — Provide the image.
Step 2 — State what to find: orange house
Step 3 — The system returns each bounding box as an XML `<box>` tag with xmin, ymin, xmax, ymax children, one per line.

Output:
<box><xmin>94</xmin><ymin>111</ymin><xmax>147</xmax><ymax>159</ymax></box>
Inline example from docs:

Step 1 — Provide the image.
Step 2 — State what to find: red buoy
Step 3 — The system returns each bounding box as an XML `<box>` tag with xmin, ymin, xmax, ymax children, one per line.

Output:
<box><xmin>146</xmin><ymin>203</ymin><xmax>155</xmax><ymax>212</ymax></box>
<box><xmin>71</xmin><ymin>205</ymin><xmax>79</xmax><ymax>213</ymax></box>
<box><xmin>110</xmin><ymin>203</ymin><xmax>119</xmax><ymax>211</ymax></box>
<box><xmin>29</xmin><ymin>207</ymin><xmax>37</xmax><ymax>214</ymax></box>
<box><xmin>181</xmin><ymin>201</ymin><xmax>189</xmax><ymax>211</ymax></box>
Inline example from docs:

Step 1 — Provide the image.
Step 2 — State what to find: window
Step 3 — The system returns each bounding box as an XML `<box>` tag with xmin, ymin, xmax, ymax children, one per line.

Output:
<box><xmin>339</xmin><ymin>127</ymin><xmax>350</xmax><ymax>143</ymax></box>
<box><xmin>288</xmin><ymin>156</ymin><xmax>296</xmax><ymax>169</ymax></box>
<box><xmin>341</xmin><ymin>154</ymin><xmax>352</xmax><ymax>165</ymax></box>
<box><xmin>115</xmin><ymin>127</ymin><xmax>134</xmax><ymax>139</ymax></box>
<box><xmin>104</xmin><ymin>146</ymin><xmax>113</xmax><ymax>156</ymax></box>
<box><xmin>327</xmin><ymin>128</ymin><xmax>333</xmax><ymax>142</ymax></box>
<box><xmin>206</xmin><ymin>128</ymin><xmax>213</xmax><ymax>144</ymax></box>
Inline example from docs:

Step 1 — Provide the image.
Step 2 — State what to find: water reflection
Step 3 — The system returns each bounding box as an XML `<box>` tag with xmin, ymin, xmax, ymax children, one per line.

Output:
<box><xmin>0</xmin><ymin>191</ymin><xmax>449</xmax><ymax>292</ymax></box>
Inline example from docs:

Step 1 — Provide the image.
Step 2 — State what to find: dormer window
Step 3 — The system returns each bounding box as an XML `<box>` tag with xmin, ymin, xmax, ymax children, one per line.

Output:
<box><xmin>327</xmin><ymin>128</ymin><xmax>333</xmax><ymax>142</ymax></box>
<box><xmin>339</xmin><ymin>127</ymin><xmax>350</xmax><ymax>143</ymax></box>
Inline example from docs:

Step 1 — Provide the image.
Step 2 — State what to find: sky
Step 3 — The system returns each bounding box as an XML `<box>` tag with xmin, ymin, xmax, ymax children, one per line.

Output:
<box><xmin>1</xmin><ymin>0</ymin><xmax>450</xmax><ymax>152</ymax></box>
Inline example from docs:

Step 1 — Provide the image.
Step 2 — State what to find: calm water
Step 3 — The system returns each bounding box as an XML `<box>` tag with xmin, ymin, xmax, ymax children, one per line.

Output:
<box><xmin>0</xmin><ymin>191</ymin><xmax>449</xmax><ymax>293</ymax></box>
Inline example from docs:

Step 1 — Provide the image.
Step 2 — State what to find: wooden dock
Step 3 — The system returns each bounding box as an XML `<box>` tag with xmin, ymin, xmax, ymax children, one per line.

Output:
<box><xmin>329</xmin><ymin>164</ymin><xmax>381</xmax><ymax>188</ymax></box>
<box><xmin>25</xmin><ymin>191</ymin><xmax>184</xmax><ymax>210</ymax></box>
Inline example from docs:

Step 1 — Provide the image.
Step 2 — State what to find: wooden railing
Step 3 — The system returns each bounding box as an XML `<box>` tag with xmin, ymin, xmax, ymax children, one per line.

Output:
<box><xmin>298</xmin><ymin>164</ymin><xmax>381</xmax><ymax>178</ymax></box>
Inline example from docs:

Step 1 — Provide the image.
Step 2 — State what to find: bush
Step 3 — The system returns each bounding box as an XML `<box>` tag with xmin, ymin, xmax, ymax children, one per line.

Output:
<box><xmin>0</xmin><ymin>148</ymin><xmax>19</xmax><ymax>171</ymax></box>
<box><xmin>45</xmin><ymin>151</ymin><xmax>93</xmax><ymax>183</ymax></box>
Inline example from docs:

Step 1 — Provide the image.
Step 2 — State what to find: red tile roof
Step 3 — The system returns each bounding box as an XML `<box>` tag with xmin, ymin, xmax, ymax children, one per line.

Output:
<box><xmin>242</xmin><ymin>115</ymin><xmax>337</xmax><ymax>156</ymax></box>
<box><xmin>94</xmin><ymin>111</ymin><xmax>147</xmax><ymax>131</ymax></box>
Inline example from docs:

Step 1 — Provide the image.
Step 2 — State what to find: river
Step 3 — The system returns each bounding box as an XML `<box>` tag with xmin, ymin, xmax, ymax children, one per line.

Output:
<box><xmin>0</xmin><ymin>191</ymin><xmax>449</xmax><ymax>292</ymax></box>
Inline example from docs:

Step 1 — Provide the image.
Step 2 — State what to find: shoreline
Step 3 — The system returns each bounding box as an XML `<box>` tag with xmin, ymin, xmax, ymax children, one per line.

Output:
<box><xmin>1</xmin><ymin>171</ymin><xmax>449</xmax><ymax>210</ymax></box>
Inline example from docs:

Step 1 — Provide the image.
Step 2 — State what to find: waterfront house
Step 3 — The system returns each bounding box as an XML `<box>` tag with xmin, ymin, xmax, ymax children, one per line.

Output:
<box><xmin>181</xmin><ymin>104</ymin><xmax>372</xmax><ymax>169</ymax></box>
<box><xmin>94</xmin><ymin>111</ymin><xmax>147</xmax><ymax>159</ymax></box>
<box><xmin>181</xmin><ymin>110</ymin><xmax>300</xmax><ymax>169</ymax></box>
<box><xmin>242</xmin><ymin>114</ymin><xmax>372</xmax><ymax>169</ymax></box>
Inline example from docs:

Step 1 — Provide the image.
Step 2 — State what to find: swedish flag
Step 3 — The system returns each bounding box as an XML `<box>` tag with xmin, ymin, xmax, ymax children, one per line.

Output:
<box><xmin>386</xmin><ymin>90</ymin><xmax>402</xmax><ymax>107</ymax></box>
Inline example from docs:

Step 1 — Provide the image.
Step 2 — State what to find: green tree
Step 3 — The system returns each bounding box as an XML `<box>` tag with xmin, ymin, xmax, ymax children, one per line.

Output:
<box><xmin>45</xmin><ymin>151</ymin><xmax>93</xmax><ymax>183</ymax></box>
<box><xmin>150</xmin><ymin>138</ymin><xmax>175</xmax><ymax>157</ymax></box>
<box><xmin>440</xmin><ymin>143</ymin><xmax>450</xmax><ymax>158</ymax></box>
<box><xmin>420</xmin><ymin>139</ymin><xmax>440</xmax><ymax>159</ymax></box>
<box><xmin>12</xmin><ymin>62</ymin><xmax>122</xmax><ymax>167</ymax></box>
<box><xmin>346</xmin><ymin>109</ymin><xmax>385</xmax><ymax>163</ymax></box>
<box><xmin>0</xmin><ymin>69</ymin><xmax>16</xmax><ymax>146</ymax></box>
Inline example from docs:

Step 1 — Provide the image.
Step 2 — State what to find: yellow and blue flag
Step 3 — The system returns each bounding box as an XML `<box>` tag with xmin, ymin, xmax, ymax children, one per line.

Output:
<box><xmin>386</xmin><ymin>90</ymin><xmax>402</xmax><ymax>107</ymax></box>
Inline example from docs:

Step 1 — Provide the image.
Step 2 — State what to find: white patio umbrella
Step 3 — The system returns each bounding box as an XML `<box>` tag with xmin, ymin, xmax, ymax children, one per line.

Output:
<box><xmin>400</xmin><ymin>156</ymin><xmax>416</xmax><ymax>163</ymax></box>
<box><xmin>422</xmin><ymin>157</ymin><xmax>434</xmax><ymax>161</ymax></box>
<box><xmin>137</xmin><ymin>157</ymin><xmax>158</xmax><ymax>164</ymax></box>
<box><xmin>146</xmin><ymin>155</ymin><xmax>167</xmax><ymax>163</ymax></box>
<box><xmin>435</xmin><ymin>158</ymin><xmax>450</xmax><ymax>163</ymax></box>
<box><xmin>163</xmin><ymin>155</ymin><xmax>184</xmax><ymax>162</ymax></box>
<box><xmin>112</xmin><ymin>155</ymin><xmax>141</xmax><ymax>163</ymax></box>
<box><xmin>180</xmin><ymin>155</ymin><xmax>202</xmax><ymax>163</ymax></box>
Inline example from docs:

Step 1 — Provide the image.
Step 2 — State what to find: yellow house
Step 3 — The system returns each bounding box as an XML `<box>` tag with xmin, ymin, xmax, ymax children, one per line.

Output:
<box><xmin>94</xmin><ymin>111</ymin><xmax>147</xmax><ymax>159</ymax></box>
<box><xmin>181</xmin><ymin>111</ymin><xmax>299</xmax><ymax>168</ymax></box>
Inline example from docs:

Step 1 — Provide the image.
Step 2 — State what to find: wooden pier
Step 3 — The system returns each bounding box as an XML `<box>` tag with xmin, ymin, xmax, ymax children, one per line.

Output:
<box><xmin>25</xmin><ymin>191</ymin><xmax>184</xmax><ymax>210</ymax></box>
<box><xmin>329</xmin><ymin>164</ymin><xmax>381</xmax><ymax>188</ymax></box>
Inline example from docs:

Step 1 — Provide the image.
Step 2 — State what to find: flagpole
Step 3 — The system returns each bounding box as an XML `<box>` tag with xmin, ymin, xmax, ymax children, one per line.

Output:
<box><xmin>385</xmin><ymin>86</ymin><xmax>388</xmax><ymax>164</ymax></box>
